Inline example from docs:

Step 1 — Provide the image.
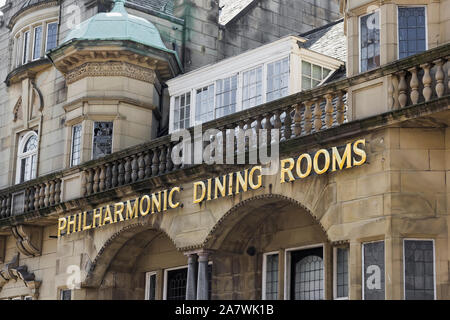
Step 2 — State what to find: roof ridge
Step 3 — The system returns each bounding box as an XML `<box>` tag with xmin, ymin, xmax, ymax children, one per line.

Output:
<box><xmin>299</xmin><ymin>18</ymin><xmax>344</xmax><ymax>38</ymax></box>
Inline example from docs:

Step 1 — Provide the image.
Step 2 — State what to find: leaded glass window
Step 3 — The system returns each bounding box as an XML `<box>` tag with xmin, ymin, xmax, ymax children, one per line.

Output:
<box><xmin>166</xmin><ymin>268</ymin><xmax>187</xmax><ymax>300</ymax></box>
<box><xmin>92</xmin><ymin>122</ymin><xmax>113</xmax><ymax>160</ymax></box>
<box><xmin>23</xmin><ymin>31</ymin><xmax>30</xmax><ymax>65</ymax></box>
<box><xmin>71</xmin><ymin>124</ymin><xmax>82</xmax><ymax>167</ymax></box>
<box><xmin>360</xmin><ymin>11</ymin><xmax>380</xmax><ymax>72</ymax></box>
<box><xmin>242</xmin><ymin>66</ymin><xmax>262</xmax><ymax>109</ymax></box>
<box><xmin>302</xmin><ymin>61</ymin><xmax>332</xmax><ymax>90</ymax></box>
<box><xmin>264</xmin><ymin>253</ymin><xmax>279</xmax><ymax>300</ymax></box>
<box><xmin>294</xmin><ymin>255</ymin><xmax>324</xmax><ymax>300</ymax></box>
<box><xmin>17</xmin><ymin>132</ymin><xmax>38</xmax><ymax>184</ymax></box>
<box><xmin>398</xmin><ymin>7</ymin><xmax>426</xmax><ymax>59</ymax></box>
<box><xmin>404</xmin><ymin>240</ymin><xmax>435</xmax><ymax>300</ymax></box>
<box><xmin>46</xmin><ymin>22</ymin><xmax>58</xmax><ymax>51</ymax></box>
<box><xmin>32</xmin><ymin>26</ymin><xmax>42</xmax><ymax>60</ymax></box>
<box><xmin>195</xmin><ymin>85</ymin><xmax>214</xmax><ymax>123</ymax></box>
<box><xmin>335</xmin><ymin>247</ymin><xmax>349</xmax><ymax>299</ymax></box>
<box><xmin>174</xmin><ymin>93</ymin><xmax>191</xmax><ymax>130</ymax></box>
<box><xmin>216</xmin><ymin>75</ymin><xmax>237</xmax><ymax>118</ymax></box>
<box><xmin>267</xmin><ymin>57</ymin><xmax>289</xmax><ymax>102</ymax></box>
<box><xmin>146</xmin><ymin>272</ymin><xmax>157</xmax><ymax>300</ymax></box>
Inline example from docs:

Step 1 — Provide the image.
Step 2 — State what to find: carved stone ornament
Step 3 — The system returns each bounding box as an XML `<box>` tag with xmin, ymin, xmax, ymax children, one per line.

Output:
<box><xmin>11</xmin><ymin>225</ymin><xmax>43</xmax><ymax>257</ymax></box>
<box><xmin>0</xmin><ymin>254</ymin><xmax>41</xmax><ymax>298</ymax></box>
<box><xmin>13</xmin><ymin>97</ymin><xmax>22</xmax><ymax>122</ymax></box>
<box><xmin>66</xmin><ymin>61</ymin><xmax>157</xmax><ymax>84</ymax></box>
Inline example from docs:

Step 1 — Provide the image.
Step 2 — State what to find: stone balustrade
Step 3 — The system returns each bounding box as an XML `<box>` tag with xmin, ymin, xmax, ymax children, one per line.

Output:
<box><xmin>0</xmin><ymin>44</ymin><xmax>448</xmax><ymax>222</ymax></box>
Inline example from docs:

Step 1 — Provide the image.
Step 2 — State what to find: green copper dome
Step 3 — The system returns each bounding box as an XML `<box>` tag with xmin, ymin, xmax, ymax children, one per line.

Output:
<box><xmin>61</xmin><ymin>0</ymin><xmax>172</xmax><ymax>54</ymax></box>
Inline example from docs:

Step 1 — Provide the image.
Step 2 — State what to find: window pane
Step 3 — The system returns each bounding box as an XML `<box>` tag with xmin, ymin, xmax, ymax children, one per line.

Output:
<box><xmin>173</xmin><ymin>93</ymin><xmax>190</xmax><ymax>130</ymax></box>
<box><xmin>404</xmin><ymin>240</ymin><xmax>434</xmax><ymax>300</ymax></box>
<box><xmin>71</xmin><ymin>124</ymin><xmax>82</xmax><ymax>167</ymax></box>
<box><xmin>336</xmin><ymin>248</ymin><xmax>349</xmax><ymax>298</ymax></box>
<box><xmin>33</xmin><ymin>26</ymin><xmax>43</xmax><ymax>60</ymax></box>
<box><xmin>242</xmin><ymin>66</ymin><xmax>263</xmax><ymax>109</ymax></box>
<box><xmin>398</xmin><ymin>7</ymin><xmax>426</xmax><ymax>59</ymax></box>
<box><xmin>360</xmin><ymin>11</ymin><xmax>380</xmax><ymax>72</ymax></box>
<box><xmin>23</xmin><ymin>31</ymin><xmax>30</xmax><ymax>64</ymax></box>
<box><xmin>195</xmin><ymin>85</ymin><xmax>214</xmax><ymax>123</ymax></box>
<box><xmin>265</xmin><ymin>254</ymin><xmax>279</xmax><ymax>299</ymax></box>
<box><xmin>216</xmin><ymin>75</ymin><xmax>237</xmax><ymax>118</ymax></box>
<box><xmin>302</xmin><ymin>61</ymin><xmax>311</xmax><ymax>76</ymax></box>
<box><xmin>93</xmin><ymin>122</ymin><xmax>113</xmax><ymax>160</ymax></box>
<box><xmin>46</xmin><ymin>23</ymin><xmax>58</xmax><ymax>51</ymax></box>
<box><xmin>167</xmin><ymin>268</ymin><xmax>187</xmax><ymax>300</ymax></box>
<box><xmin>266</xmin><ymin>57</ymin><xmax>289</xmax><ymax>102</ymax></box>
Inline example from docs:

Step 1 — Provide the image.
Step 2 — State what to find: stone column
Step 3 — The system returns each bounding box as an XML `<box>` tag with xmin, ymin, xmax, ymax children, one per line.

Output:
<box><xmin>196</xmin><ymin>251</ymin><xmax>210</xmax><ymax>300</ymax></box>
<box><xmin>185</xmin><ymin>253</ymin><xmax>198</xmax><ymax>300</ymax></box>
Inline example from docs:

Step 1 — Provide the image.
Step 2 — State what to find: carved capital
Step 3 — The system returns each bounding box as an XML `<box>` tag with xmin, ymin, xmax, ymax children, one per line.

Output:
<box><xmin>11</xmin><ymin>225</ymin><xmax>43</xmax><ymax>257</ymax></box>
<box><xmin>66</xmin><ymin>61</ymin><xmax>156</xmax><ymax>85</ymax></box>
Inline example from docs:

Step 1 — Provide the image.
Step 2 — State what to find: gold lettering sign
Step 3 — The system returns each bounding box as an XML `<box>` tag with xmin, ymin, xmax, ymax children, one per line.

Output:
<box><xmin>58</xmin><ymin>140</ymin><xmax>367</xmax><ymax>237</ymax></box>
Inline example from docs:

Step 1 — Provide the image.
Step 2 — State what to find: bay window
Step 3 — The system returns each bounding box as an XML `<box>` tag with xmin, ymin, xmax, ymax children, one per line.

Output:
<box><xmin>242</xmin><ymin>66</ymin><xmax>263</xmax><ymax>109</ymax></box>
<box><xmin>398</xmin><ymin>7</ymin><xmax>426</xmax><ymax>59</ymax></box>
<box><xmin>195</xmin><ymin>85</ymin><xmax>215</xmax><ymax>123</ymax></box>
<box><xmin>173</xmin><ymin>93</ymin><xmax>191</xmax><ymax>131</ymax></box>
<box><xmin>266</xmin><ymin>57</ymin><xmax>289</xmax><ymax>102</ymax></box>
<box><xmin>359</xmin><ymin>11</ymin><xmax>380</xmax><ymax>72</ymax></box>
<box><xmin>216</xmin><ymin>75</ymin><xmax>237</xmax><ymax>118</ymax></box>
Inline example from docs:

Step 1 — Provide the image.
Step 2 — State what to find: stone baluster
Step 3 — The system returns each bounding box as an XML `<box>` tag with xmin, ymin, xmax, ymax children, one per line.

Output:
<box><xmin>93</xmin><ymin>168</ymin><xmax>99</xmax><ymax>193</ymax></box>
<box><xmin>34</xmin><ymin>186</ymin><xmax>40</xmax><ymax>210</ymax></box>
<box><xmin>99</xmin><ymin>165</ymin><xmax>106</xmax><ymax>192</ymax></box>
<box><xmin>6</xmin><ymin>196</ymin><xmax>11</xmax><ymax>217</ymax></box>
<box><xmin>152</xmin><ymin>148</ymin><xmax>159</xmax><ymax>176</ymax></box>
<box><xmin>336</xmin><ymin>91</ymin><xmax>345</xmax><ymax>124</ymax></box>
<box><xmin>43</xmin><ymin>183</ymin><xmax>49</xmax><ymax>207</ymax></box>
<box><xmin>293</xmin><ymin>104</ymin><xmax>302</xmax><ymax>137</ymax></box>
<box><xmin>49</xmin><ymin>180</ymin><xmax>55</xmax><ymax>206</ymax></box>
<box><xmin>39</xmin><ymin>184</ymin><xmax>45</xmax><ymax>208</ymax></box>
<box><xmin>313</xmin><ymin>99</ymin><xmax>322</xmax><ymax>132</ymax></box>
<box><xmin>421</xmin><ymin>63</ymin><xmax>432</xmax><ymax>102</ymax></box>
<box><xmin>24</xmin><ymin>189</ymin><xmax>30</xmax><ymax>212</ymax></box>
<box><xmin>118</xmin><ymin>160</ymin><xmax>125</xmax><ymax>186</ymax></box>
<box><xmin>434</xmin><ymin>59</ymin><xmax>445</xmax><ymax>98</ymax></box>
<box><xmin>255</xmin><ymin>116</ymin><xmax>262</xmax><ymax>149</ymax></box>
<box><xmin>397</xmin><ymin>71</ymin><xmax>408</xmax><ymax>108</ymax></box>
<box><xmin>159</xmin><ymin>146</ymin><xmax>167</xmax><ymax>174</ymax></box>
<box><xmin>86</xmin><ymin>169</ymin><xmax>93</xmax><ymax>195</ymax></box>
<box><xmin>124</xmin><ymin>157</ymin><xmax>131</xmax><ymax>184</ymax></box>
<box><xmin>265</xmin><ymin>113</ymin><xmax>272</xmax><ymax>146</ymax></box>
<box><xmin>144</xmin><ymin>151</ymin><xmax>152</xmax><ymax>177</ymax></box>
<box><xmin>138</xmin><ymin>153</ymin><xmax>145</xmax><ymax>180</ymax></box>
<box><xmin>131</xmin><ymin>155</ymin><xmax>138</xmax><ymax>182</ymax></box>
<box><xmin>111</xmin><ymin>162</ymin><xmax>118</xmax><ymax>188</ymax></box>
<box><xmin>54</xmin><ymin>179</ymin><xmax>61</xmax><ymax>204</ymax></box>
<box><xmin>237</xmin><ymin>121</ymin><xmax>245</xmax><ymax>155</ymax></box>
<box><xmin>274</xmin><ymin>111</ymin><xmax>282</xmax><ymax>130</ymax></box>
<box><xmin>283</xmin><ymin>108</ymin><xmax>292</xmax><ymax>141</ymax></box>
<box><xmin>408</xmin><ymin>67</ymin><xmax>419</xmax><ymax>105</ymax></box>
<box><xmin>304</xmin><ymin>101</ymin><xmax>313</xmax><ymax>134</ymax></box>
<box><xmin>166</xmin><ymin>145</ymin><xmax>174</xmax><ymax>173</ymax></box>
<box><xmin>325</xmin><ymin>93</ymin><xmax>334</xmax><ymax>128</ymax></box>
<box><xmin>105</xmin><ymin>163</ymin><xmax>112</xmax><ymax>190</ymax></box>
<box><xmin>28</xmin><ymin>189</ymin><xmax>34</xmax><ymax>211</ymax></box>
<box><xmin>0</xmin><ymin>197</ymin><xmax>5</xmax><ymax>217</ymax></box>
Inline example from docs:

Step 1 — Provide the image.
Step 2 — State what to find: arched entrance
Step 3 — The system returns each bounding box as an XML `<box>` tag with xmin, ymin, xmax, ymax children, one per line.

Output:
<box><xmin>205</xmin><ymin>195</ymin><xmax>331</xmax><ymax>300</ymax></box>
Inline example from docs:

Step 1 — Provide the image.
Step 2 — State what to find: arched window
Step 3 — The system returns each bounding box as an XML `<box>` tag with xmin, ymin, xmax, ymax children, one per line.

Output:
<box><xmin>16</xmin><ymin>132</ymin><xmax>38</xmax><ymax>183</ymax></box>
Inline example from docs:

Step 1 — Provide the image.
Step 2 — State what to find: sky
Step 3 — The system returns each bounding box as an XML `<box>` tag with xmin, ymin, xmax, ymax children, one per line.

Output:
<box><xmin>0</xmin><ymin>0</ymin><xmax>4</xmax><ymax>16</ymax></box>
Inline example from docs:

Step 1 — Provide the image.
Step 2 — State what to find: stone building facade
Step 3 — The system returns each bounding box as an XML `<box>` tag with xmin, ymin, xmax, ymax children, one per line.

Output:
<box><xmin>0</xmin><ymin>0</ymin><xmax>448</xmax><ymax>301</ymax></box>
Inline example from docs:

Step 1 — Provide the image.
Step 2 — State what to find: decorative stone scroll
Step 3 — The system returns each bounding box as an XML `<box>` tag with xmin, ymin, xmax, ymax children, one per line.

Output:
<box><xmin>66</xmin><ymin>61</ymin><xmax>157</xmax><ymax>84</ymax></box>
<box><xmin>0</xmin><ymin>254</ymin><xmax>41</xmax><ymax>299</ymax></box>
<box><xmin>11</xmin><ymin>225</ymin><xmax>43</xmax><ymax>257</ymax></box>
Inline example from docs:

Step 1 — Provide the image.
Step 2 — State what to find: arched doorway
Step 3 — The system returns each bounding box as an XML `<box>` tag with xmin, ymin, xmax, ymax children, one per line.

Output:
<box><xmin>205</xmin><ymin>195</ymin><xmax>331</xmax><ymax>300</ymax></box>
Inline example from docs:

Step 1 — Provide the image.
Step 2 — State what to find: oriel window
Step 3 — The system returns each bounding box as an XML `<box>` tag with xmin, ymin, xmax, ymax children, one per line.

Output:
<box><xmin>398</xmin><ymin>7</ymin><xmax>426</xmax><ymax>59</ymax></box>
<box><xmin>360</xmin><ymin>11</ymin><xmax>380</xmax><ymax>72</ymax></box>
<box><xmin>174</xmin><ymin>93</ymin><xmax>190</xmax><ymax>131</ymax></box>
<box><xmin>195</xmin><ymin>85</ymin><xmax>215</xmax><ymax>123</ymax></box>
<box><xmin>242</xmin><ymin>66</ymin><xmax>262</xmax><ymax>109</ymax></box>
<box><xmin>92</xmin><ymin>122</ymin><xmax>113</xmax><ymax>160</ymax></box>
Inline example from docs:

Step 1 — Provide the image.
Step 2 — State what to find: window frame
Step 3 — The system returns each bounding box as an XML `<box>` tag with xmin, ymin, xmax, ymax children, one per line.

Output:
<box><xmin>194</xmin><ymin>83</ymin><xmax>216</xmax><ymax>125</ymax></box>
<box><xmin>358</xmin><ymin>9</ymin><xmax>381</xmax><ymax>73</ymax></box>
<box><xmin>241</xmin><ymin>64</ymin><xmax>264</xmax><ymax>111</ymax></box>
<box><xmin>163</xmin><ymin>265</ymin><xmax>188</xmax><ymax>301</ymax></box>
<box><xmin>402</xmin><ymin>238</ymin><xmax>436</xmax><ymax>300</ymax></box>
<box><xmin>300</xmin><ymin>59</ymin><xmax>333</xmax><ymax>91</ymax></box>
<box><xmin>396</xmin><ymin>5</ymin><xmax>428</xmax><ymax>60</ymax></box>
<box><xmin>15</xmin><ymin>131</ymin><xmax>39</xmax><ymax>184</ymax></box>
<box><xmin>32</xmin><ymin>25</ymin><xmax>43</xmax><ymax>61</ymax></box>
<box><xmin>91</xmin><ymin>121</ymin><xmax>114</xmax><ymax>161</ymax></box>
<box><xmin>45</xmin><ymin>21</ymin><xmax>59</xmax><ymax>53</ymax></box>
<box><xmin>145</xmin><ymin>271</ymin><xmax>158</xmax><ymax>301</ymax></box>
<box><xmin>266</xmin><ymin>56</ymin><xmax>290</xmax><ymax>102</ymax></box>
<box><xmin>60</xmin><ymin>288</ymin><xmax>72</xmax><ymax>300</ymax></box>
<box><xmin>284</xmin><ymin>243</ymin><xmax>325</xmax><ymax>300</ymax></box>
<box><xmin>262</xmin><ymin>251</ymin><xmax>280</xmax><ymax>300</ymax></box>
<box><xmin>361</xmin><ymin>240</ymin><xmax>386</xmax><ymax>300</ymax></box>
<box><xmin>22</xmin><ymin>30</ymin><xmax>30</xmax><ymax>65</ymax></box>
<box><xmin>70</xmin><ymin>123</ymin><xmax>82</xmax><ymax>167</ymax></box>
<box><xmin>333</xmin><ymin>246</ymin><xmax>349</xmax><ymax>300</ymax></box>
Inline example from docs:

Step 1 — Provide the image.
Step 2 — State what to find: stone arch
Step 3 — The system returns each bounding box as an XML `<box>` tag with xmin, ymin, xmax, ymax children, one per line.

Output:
<box><xmin>83</xmin><ymin>220</ymin><xmax>177</xmax><ymax>289</ymax></box>
<box><xmin>203</xmin><ymin>194</ymin><xmax>330</xmax><ymax>253</ymax></box>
